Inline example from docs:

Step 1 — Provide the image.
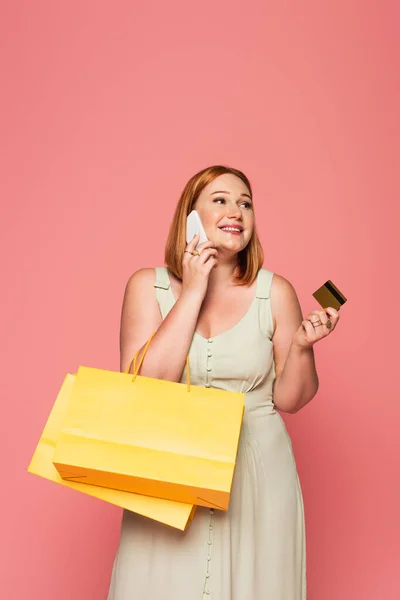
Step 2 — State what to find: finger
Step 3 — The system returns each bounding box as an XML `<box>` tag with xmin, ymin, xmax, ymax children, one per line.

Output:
<box><xmin>318</xmin><ymin>308</ymin><xmax>338</xmax><ymax>327</ymax></box>
<box><xmin>185</xmin><ymin>233</ymin><xmax>200</xmax><ymax>251</ymax></box>
<box><xmin>324</xmin><ymin>307</ymin><xmax>339</xmax><ymax>319</ymax></box>
<box><xmin>302</xmin><ymin>320</ymin><xmax>317</xmax><ymax>338</ymax></box>
<box><xmin>196</xmin><ymin>240</ymin><xmax>217</xmax><ymax>252</ymax></box>
<box><xmin>205</xmin><ymin>255</ymin><xmax>219</xmax><ymax>271</ymax></box>
<box><xmin>197</xmin><ymin>248</ymin><xmax>218</xmax><ymax>263</ymax></box>
<box><xmin>308</xmin><ymin>309</ymin><xmax>329</xmax><ymax>325</ymax></box>
<box><xmin>305</xmin><ymin>320</ymin><xmax>319</xmax><ymax>332</ymax></box>
<box><xmin>318</xmin><ymin>310</ymin><xmax>329</xmax><ymax>325</ymax></box>
<box><xmin>314</xmin><ymin>320</ymin><xmax>331</xmax><ymax>334</ymax></box>
<box><xmin>307</xmin><ymin>312</ymin><xmax>325</xmax><ymax>325</ymax></box>
<box><xmin>183</xmin><ymin>234</ymin><xmax>201</xmax><ymax>260</ymax></box>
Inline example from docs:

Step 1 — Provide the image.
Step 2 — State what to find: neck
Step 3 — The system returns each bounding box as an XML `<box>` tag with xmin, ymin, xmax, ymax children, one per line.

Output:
<box><xmin>207</xmin><ymin>253</ymin><xmax>240</xmax><ymax>291</ymax></box>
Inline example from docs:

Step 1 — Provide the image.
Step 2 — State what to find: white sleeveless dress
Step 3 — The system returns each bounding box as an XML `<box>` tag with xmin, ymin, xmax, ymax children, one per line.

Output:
<box><xmin>107</xmin><ymin>267</ymin><xmax>306</xmax><ymax>599</ymax></box>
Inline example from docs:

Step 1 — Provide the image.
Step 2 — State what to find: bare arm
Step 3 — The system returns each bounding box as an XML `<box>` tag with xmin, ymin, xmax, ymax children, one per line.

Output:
<box><xmin>120</xmin><ymin>268</ymin><xmax>203</xmax><ymax>381</ymax></box>
<box><xmin>270</xmin><ymin>274</ymin><xmax>319</xmax><ymax>413</ymax></box>
<box><xmin>273</xmin><ymin>344</ymin><xmax>319</xmax><ymax>413</ymax></box>
<box><xmin>120</xmin><ymin>234</ymin><xmax>218</xmax><ymax>382</ymax></box>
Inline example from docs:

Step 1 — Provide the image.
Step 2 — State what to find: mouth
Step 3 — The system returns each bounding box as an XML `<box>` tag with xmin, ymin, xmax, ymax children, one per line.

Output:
<box><xmin>218</xmin><ymin>226</ymin><xmax>244</xmax><ymax>235</ymax></box>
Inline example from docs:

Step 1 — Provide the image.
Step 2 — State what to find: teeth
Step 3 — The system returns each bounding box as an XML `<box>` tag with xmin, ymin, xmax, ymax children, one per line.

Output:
<box><xmin>221</xmin><ymin>227</ymin><xmax>241</xmax><ymax>232</ymax></box>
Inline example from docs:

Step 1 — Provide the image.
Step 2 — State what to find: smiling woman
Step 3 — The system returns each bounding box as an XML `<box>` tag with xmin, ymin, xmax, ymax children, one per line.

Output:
<box><xmin>108</xmin><ymin>165</ymin><xmax>310</xmax><ymax>600</ymax></box>
<box><xmin>164</xmin><ymin>165</ymin><xmax>264</xmax><ymax>286</ymax></box>
<box><xmin>212</xmin><ymin>194</ymin><xmax>249</xmax><ymax>234</ymax></box>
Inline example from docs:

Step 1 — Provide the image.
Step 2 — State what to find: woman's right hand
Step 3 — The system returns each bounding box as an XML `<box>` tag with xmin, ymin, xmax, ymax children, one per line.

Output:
<box><xmin>181</xmin><ymin>233</ymin><xmax>218</xmax><ymax>301</ymax></box>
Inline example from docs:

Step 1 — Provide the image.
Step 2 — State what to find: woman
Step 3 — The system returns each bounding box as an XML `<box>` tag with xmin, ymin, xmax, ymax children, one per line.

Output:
<box><xmin>107</xmin><ymin>165</ymin><xmax>340</xmax><ymax>599</ymax></box>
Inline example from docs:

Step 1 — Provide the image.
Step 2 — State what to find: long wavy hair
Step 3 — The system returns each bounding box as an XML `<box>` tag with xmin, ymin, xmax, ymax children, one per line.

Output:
<box><xmin>165</xmin><ymin>165</ymin><xmax>264</xmax><ymax>286</ymax></box>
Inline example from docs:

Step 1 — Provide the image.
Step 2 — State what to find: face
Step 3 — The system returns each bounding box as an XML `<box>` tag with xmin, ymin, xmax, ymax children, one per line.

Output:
<box><xmin>193</xmin><ymin>174</ymin><xmax>255</xmax><ymax>254</ymax></box>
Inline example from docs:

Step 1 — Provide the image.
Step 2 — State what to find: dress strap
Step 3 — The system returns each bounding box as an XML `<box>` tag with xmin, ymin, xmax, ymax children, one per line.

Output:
<box><xmin>154</xmin><ymin>266</ymin><xmax>171</xmax><ymax>290</ymax></box>
<box><xmin>256</xmin><ymin>268</ymin><xmax>273</xmax><ymax>299</ymax></box>
<box><xmin>153</xmin><ymin>267</ymin><xmax>174</xmax><ymax>319</ymax></box>
<box><xmin>256</xmin><ymin>269</ymin><xmax>275</xmax><ymax>338</ymax></box>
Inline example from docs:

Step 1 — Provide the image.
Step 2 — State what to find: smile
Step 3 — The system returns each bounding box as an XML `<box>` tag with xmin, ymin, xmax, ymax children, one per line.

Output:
<box><xmin>219</xmin><ymin>227</ymin><xmax>243</xmax><ymax>234</ymax></box>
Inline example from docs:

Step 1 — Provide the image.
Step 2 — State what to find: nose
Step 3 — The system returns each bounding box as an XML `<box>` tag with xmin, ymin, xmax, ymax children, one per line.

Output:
<box><xmin>227</xmin><ymin>204</ymin><xmax>242</xmax><ymax>219</ymax></box>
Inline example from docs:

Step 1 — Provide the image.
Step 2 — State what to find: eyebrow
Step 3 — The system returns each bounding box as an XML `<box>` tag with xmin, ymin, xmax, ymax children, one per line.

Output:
<box><xmin>210</xmin><ymin>190</ymin><xmax>252</xmax><ymax>200</ymax></box>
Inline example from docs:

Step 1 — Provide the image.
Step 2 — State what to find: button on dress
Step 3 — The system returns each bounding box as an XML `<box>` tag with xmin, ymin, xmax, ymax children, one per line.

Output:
<box><xmin>107</xmin><ymin>267</ymin><xmax>306</xmax><ymax>600</ymax></box>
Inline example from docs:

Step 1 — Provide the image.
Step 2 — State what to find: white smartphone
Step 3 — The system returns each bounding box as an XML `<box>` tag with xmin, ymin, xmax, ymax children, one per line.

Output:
<box><xmin>186</xmin><ymin>210</ymin><xmax>208</xmax><ymax>247</ymax></box>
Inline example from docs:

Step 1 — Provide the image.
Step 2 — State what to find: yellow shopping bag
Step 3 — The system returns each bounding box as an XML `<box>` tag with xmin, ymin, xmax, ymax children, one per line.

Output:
<box><xmin>53</xmin><ymin>334</ymin><xmax>245</xmax><ymax>510</ymax></box>
<box><xmin>27</xmin><ymin>372</ymin><xmax>196</xmax><ymax>531</ymax></box>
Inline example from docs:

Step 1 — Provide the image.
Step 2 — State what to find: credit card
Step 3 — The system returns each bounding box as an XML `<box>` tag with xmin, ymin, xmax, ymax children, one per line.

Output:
<box><xmin>312</xmin><ymin>280</ymin><xmax>347</xmax><ymax>310</ymax></box>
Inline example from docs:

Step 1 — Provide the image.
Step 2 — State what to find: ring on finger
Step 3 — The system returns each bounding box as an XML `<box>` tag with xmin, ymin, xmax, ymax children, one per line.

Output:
<box><xmin>311</xmin><ymin>319</ymin><xmax>322</xmax><ymax>328</ymax></box>
<box><xmin>311</xmin><ymin>318</ymin><xmax>332</xmax><ymax>329</ymax></box>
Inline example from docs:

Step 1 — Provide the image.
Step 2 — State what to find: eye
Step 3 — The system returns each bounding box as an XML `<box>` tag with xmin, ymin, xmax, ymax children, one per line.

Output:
<box><xmin>213</xmin><ymin>197</ymin><xmax>253</xmax><ymax>209</ymax></box>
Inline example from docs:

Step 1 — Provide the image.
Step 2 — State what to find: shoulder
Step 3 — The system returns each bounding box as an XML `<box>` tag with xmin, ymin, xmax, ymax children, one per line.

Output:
<box><xmin>265</xmin><ymin>271</ymin><xmax>302</xmax><ymax>329</ymax></box>
<box><xmin>119</xmin><ymin>269</ymin><xmax>163</xmax><ymax>372</ymax></box>
<box><xmin>120</xmin><ymin>268</ymin><xmax>163</xmax><ymax>329</ymax></box>
<box><xmin>269</xmin><ymin>271</ymin><xmax>297</xmax><ymax>297</ymax></box>
<box><xmin>257</xmin><ymin>269</ymin><xmax>297</xmax><ymax>298</ymax></box>
<box><xmin>123</xmin><ymin>267</ymin><xmax>159</xmax><ymax>301</ymax></box>
<box><xmin>126</xmin><ymin>267</ymin><xmax>157</xmax><ymax>285</ymax></box>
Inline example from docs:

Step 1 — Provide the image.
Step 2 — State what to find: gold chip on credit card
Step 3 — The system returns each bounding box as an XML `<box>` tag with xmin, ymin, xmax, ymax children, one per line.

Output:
<box><xmin>312</xmin><ymin>280</ymin><xmax>347</xmax><ymax>311</ymax></box>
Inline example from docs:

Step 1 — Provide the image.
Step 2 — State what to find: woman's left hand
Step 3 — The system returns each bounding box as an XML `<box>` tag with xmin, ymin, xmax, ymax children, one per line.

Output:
<box><xmin>292</xmin><ymin>307</ymin><xmax>340</xmax><ymax>349</ymax></box>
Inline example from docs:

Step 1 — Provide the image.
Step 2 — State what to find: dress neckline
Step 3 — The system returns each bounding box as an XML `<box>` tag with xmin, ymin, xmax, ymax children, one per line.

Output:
<box><xmin>165</xmin><ymin>268</ymin><xmax>260</xmax><ymax>342</ymax></box>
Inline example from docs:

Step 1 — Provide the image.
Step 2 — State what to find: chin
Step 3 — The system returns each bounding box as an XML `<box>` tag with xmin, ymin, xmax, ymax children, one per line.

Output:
<box><xmin>219</xmin><ymin>243</ymin><xmax>245</xmax><ymax>255</ymax></box>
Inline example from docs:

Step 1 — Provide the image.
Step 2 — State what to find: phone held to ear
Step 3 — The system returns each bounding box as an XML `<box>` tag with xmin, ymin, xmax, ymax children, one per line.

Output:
<box><xmin>186</xmin><ymin>210</ymin><xmax>208</xmax><ymax>247</ymax></box>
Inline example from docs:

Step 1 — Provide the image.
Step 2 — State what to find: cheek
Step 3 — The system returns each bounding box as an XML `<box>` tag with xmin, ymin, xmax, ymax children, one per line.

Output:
<box><xmin>201</xmin><ymin>210</ymin><xmax>222</xmax><ymax>228</ymax></box>
<box><xmin>243</xmin><ymin>213</ymin><xmax>254</xmax><ymax>227</ymax></box>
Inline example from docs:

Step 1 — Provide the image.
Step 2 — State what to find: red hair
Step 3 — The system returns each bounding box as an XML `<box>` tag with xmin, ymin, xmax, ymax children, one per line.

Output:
<box><xmin>165</xmin><ymin>165</ymin><xmax>264</xmax><ymax>286</ymax></box>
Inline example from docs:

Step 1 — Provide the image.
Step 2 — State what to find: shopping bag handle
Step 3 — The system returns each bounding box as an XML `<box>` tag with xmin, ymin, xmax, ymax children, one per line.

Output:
<box><xmin>125</xmin><ymin>332</ymin><xmax>191</xmax><ymax>392</ymax></box>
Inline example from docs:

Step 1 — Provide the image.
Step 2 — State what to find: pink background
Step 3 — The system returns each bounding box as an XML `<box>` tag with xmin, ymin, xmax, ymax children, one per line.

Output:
<box><xmin>1</xmin><ymin>1</ymin><xmax>399</xmax><ymax>598</ymax></box>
